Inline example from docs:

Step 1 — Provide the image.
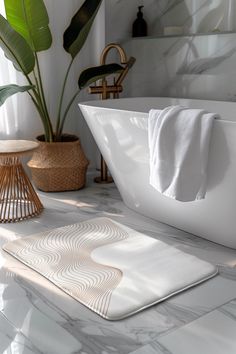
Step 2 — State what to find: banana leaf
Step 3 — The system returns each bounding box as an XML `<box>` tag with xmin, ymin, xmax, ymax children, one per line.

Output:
<box><xmin>0</xmin><ymin>84</ymin><xmax>34</xmax><ymax>106</ymax></box>
<box><xmin>0</xmin><ymin>14</ymin><xmax>35</xmax><ymax>74</ymax></box>
<box><xmin>64</xmin><ymin>0</ymin><xmax>102</xmax><ymax>59</ymax></box>
<box><xmin>4</xmin><ymin>0</ymin><xmax>52</xmax><ymax>52</ymax></box>
<box><xmin>78</xmin><ymin>63</ymin><xmax>123</xmax><ymax>89</ymax></box>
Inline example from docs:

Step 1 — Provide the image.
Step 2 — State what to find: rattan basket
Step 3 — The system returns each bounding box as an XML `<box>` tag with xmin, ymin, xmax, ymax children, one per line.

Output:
<box><xmin>28</xmin><ymin>135</ymin><xmax>89</xmax><ymax>192</ymax></box>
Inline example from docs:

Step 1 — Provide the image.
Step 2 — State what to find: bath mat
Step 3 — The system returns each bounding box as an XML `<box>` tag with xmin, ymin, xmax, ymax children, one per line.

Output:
<box><xmin>2</xmin><ymin>217</ymin><xmax>217</xmax><ymax>320</ymax></box>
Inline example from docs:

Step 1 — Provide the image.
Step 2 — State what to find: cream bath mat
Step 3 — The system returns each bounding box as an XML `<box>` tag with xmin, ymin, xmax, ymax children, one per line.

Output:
<box><xmin>2</xmin><ymin>217</ymin><xmax>217</xmax><ymax>320</ymax></box>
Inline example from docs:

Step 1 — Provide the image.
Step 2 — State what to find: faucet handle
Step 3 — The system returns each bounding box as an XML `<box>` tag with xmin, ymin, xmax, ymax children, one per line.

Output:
<box><xmin>115</xmin><ymin>57</ymin><xmax>136</xmax><ymax>86</ymax></box>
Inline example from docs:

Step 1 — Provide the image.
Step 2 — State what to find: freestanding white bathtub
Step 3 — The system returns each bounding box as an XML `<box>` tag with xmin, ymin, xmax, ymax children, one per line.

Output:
<box><xmin>79</xmin><ymin>97</ymin><xmax>236</xmax><ymax>249</ymax></box>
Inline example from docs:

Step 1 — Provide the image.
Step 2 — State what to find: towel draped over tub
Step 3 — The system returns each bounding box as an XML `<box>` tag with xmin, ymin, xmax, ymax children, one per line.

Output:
<box><xmin>148</xmin><ymin>105</ymin><xmax>218</xmax><ymax>202</ymax></box>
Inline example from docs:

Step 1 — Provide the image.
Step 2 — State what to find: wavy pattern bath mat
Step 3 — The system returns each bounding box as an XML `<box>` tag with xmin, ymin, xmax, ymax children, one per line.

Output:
<box><xmin>2</xmin><ymin>217</ymin><xmax>217</xmax><ymax>320</ymax></box>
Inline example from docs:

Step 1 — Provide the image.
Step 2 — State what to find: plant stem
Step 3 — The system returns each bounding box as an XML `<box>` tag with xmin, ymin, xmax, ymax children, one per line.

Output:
<box><xmin>55</xmin><ymin>58</ymin><xmax>74</xmax><ymax>137</ymax></box>
<box><xmin>27</xmin><ymin>90</ymin><xmax>51</xmax><ymax>141</ymax></box>
<box><xmin>35</xmin><ymin>54</ymin><xmax>53</xmax><ymax>140</ymax></box>
<box><xmin>32</xmin><ymin>69</ymin><xmax>48</xmax><ymax>127</ymax></box>
<box><xmin>26</xmin><ymin>73</ymin><xmax>53</xmax><ymax>142</ymax></box>
<box><xmin>57</xmin><ymin>88</ymin><xmax>80</xmax><ymax>138</ymax></box>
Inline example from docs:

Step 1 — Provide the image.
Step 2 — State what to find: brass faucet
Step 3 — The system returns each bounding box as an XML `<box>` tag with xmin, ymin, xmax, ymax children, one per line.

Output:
<box><xmin>89</xmin><ymin>43</ymin><xmax>136</xmax><ymax>99</ymax></box>
<box><xmin>88</xmin><ymin>43</ymin><xmax>136</xmax><ymax>183</ymax></box>
<box><xmin>101</xmin><ymin>43</ymin><xmax>128</xmax><ymax>64</ymax></box>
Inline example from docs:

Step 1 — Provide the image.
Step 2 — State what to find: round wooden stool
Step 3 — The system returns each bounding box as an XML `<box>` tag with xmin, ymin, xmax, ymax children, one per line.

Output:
<box><xmin>0</xmin><ymin>140</ymin><xmax>43</xmax><ymax>223</ymax></box>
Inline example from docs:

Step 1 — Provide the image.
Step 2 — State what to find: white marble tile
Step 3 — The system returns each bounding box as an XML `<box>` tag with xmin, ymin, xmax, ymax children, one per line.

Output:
<box><xmin>0</xmin><ymin>173</ymin><xmax>236</xmax><ymax>353</ymax></box>
<box><xmin>220</xmin><ymin>298</ymin><xmax>236</xmax><ymax>319</ymax></box>
<box><xmin>0</xmin><ymin>227</ymin><xmax>21</xmax><ymax>249</ymax></box>
<box><xmin>0</xmin><ymin>219</ymin><xmax>50</xmax><ymax>237</ymax></box>
<box><xmin>157</xmin><ymin>307</ymin><xmax>236</xmax><ymax>354</ymax></box>
<box><xmin>161</xmin><ymin>267</ymin><xmax>236</xmax><ymax>319</ymax></box>
<box><xmin>130</xmin><ymin>342</ymin><xmax>170</xmax><ymax>354</ymax></box>
<box><xmin>0</xmin><ymin>312</ymin><xmax>38</xmax><ymax>354</ymax></box>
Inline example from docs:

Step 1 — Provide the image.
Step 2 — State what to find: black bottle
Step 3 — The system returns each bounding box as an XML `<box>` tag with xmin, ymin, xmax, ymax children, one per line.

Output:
<box><xmin>132</xmin><ymin>5</ymin><xmax>148</xmax><ymax>37</ymax></box>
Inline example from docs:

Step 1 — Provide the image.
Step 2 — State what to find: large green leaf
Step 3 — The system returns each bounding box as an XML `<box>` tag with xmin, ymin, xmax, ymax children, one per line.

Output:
<box><xmin>0</xmin><ymin>84</ymin><xmax>34</xmax><ymax>106</ymax></box>
<box><xmin>0</xmin><ymin>14</ymin><xmax>35</xmax><ymax>74</ymax></box>
<box><xmin>4</xmin><ymin>0</ymin><xmax>52</xmax><ymax>52</ymax></box>
<box><xmin>78</xmin><ymin>63</ymin><xmax>123</xmax><ymax>89</ymax></box>
<box><xmin>64</xmin><ymin>0</ymin><xmax>102</xmax><ymax>59</ymax></box>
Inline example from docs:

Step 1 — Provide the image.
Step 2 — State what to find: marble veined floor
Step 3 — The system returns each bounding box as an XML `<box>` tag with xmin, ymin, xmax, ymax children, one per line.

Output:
<box><xmin>0</xmin><ymin>171</ymin><xmax>236</xmax><ymax>354</ymax></box>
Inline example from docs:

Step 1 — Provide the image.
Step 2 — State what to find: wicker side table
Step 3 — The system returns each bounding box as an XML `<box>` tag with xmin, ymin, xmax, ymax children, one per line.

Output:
<box><xmin>0</xmin><ymin>140</ymin><xmax>43</xmax><ymax>223</ymax></box>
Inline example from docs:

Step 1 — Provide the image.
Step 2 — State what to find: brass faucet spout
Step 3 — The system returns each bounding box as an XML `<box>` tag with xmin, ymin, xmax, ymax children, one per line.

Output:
<box><xmin>100</xmin><ymin>43</ymin><xmax>127</xmax><ymax>65</ymax></box>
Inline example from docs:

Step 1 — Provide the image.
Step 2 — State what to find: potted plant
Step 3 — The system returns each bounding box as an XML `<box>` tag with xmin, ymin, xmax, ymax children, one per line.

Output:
<box><xmin>0</xmin><ymin>0</ymin><xmax>123</xmax><ymax>191</ymax></box>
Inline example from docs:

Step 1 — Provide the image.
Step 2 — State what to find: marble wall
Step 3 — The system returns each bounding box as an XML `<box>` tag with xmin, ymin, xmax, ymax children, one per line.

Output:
<box><xmin>106</xmin><ymin>0</ymin><xmax>236</xmax><ymax>41</ymax></box>
<box><xmin>105</xmin><ymin>0</ymin><xmax>236</xmax><ymax>102</ymax></box>
<box><xmin>122</xmin><ymin>32</ymin><xmax>236</xmax><ymax>101</ymax></box>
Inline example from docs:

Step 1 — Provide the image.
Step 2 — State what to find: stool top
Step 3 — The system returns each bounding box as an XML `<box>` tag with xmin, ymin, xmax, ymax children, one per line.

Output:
<box><xmin>0</xmin><ymin>140</ymin><xmax>39</xmax><ymax>156</ymax></box>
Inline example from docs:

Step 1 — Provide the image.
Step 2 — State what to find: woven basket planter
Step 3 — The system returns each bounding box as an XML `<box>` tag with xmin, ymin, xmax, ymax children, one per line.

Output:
<box><xmin>28</xmin><ymin>135</ymin><xmax>89</xmax><ymax>192</ymax></box>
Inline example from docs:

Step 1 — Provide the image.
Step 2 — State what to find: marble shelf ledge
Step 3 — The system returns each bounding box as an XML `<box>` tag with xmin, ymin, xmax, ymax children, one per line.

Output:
<box><xmin>123</xmin><ymin>30</ymin><xmax>236</xmax><ymax>42</ymax></box>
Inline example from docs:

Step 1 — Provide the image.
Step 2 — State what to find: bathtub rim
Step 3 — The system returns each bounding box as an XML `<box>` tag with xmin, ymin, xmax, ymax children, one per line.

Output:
<box><xmin>79</xmin><ymin>96</ymin><xmax>236</xmax><ymax>123</ymax></box>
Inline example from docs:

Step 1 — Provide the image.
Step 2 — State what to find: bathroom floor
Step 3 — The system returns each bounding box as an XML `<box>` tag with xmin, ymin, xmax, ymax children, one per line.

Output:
<box><xmin>0</xmin><ymin>170</ymin><xmax>236</xmax><ymax>354</ymax></box>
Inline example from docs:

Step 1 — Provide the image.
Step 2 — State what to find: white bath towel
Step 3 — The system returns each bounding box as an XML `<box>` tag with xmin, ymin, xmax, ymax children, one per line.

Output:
<box><xmin>148</xmin><ymin>106</ymin><xmax>217</xmax><ymax>202</ymax></box>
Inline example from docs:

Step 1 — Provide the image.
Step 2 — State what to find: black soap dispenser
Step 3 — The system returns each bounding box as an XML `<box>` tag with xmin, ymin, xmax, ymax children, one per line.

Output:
<box><xmin>132</xmin><ymin>5</ymin><xmax>148</xmax><ymax>37</ymax></box>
